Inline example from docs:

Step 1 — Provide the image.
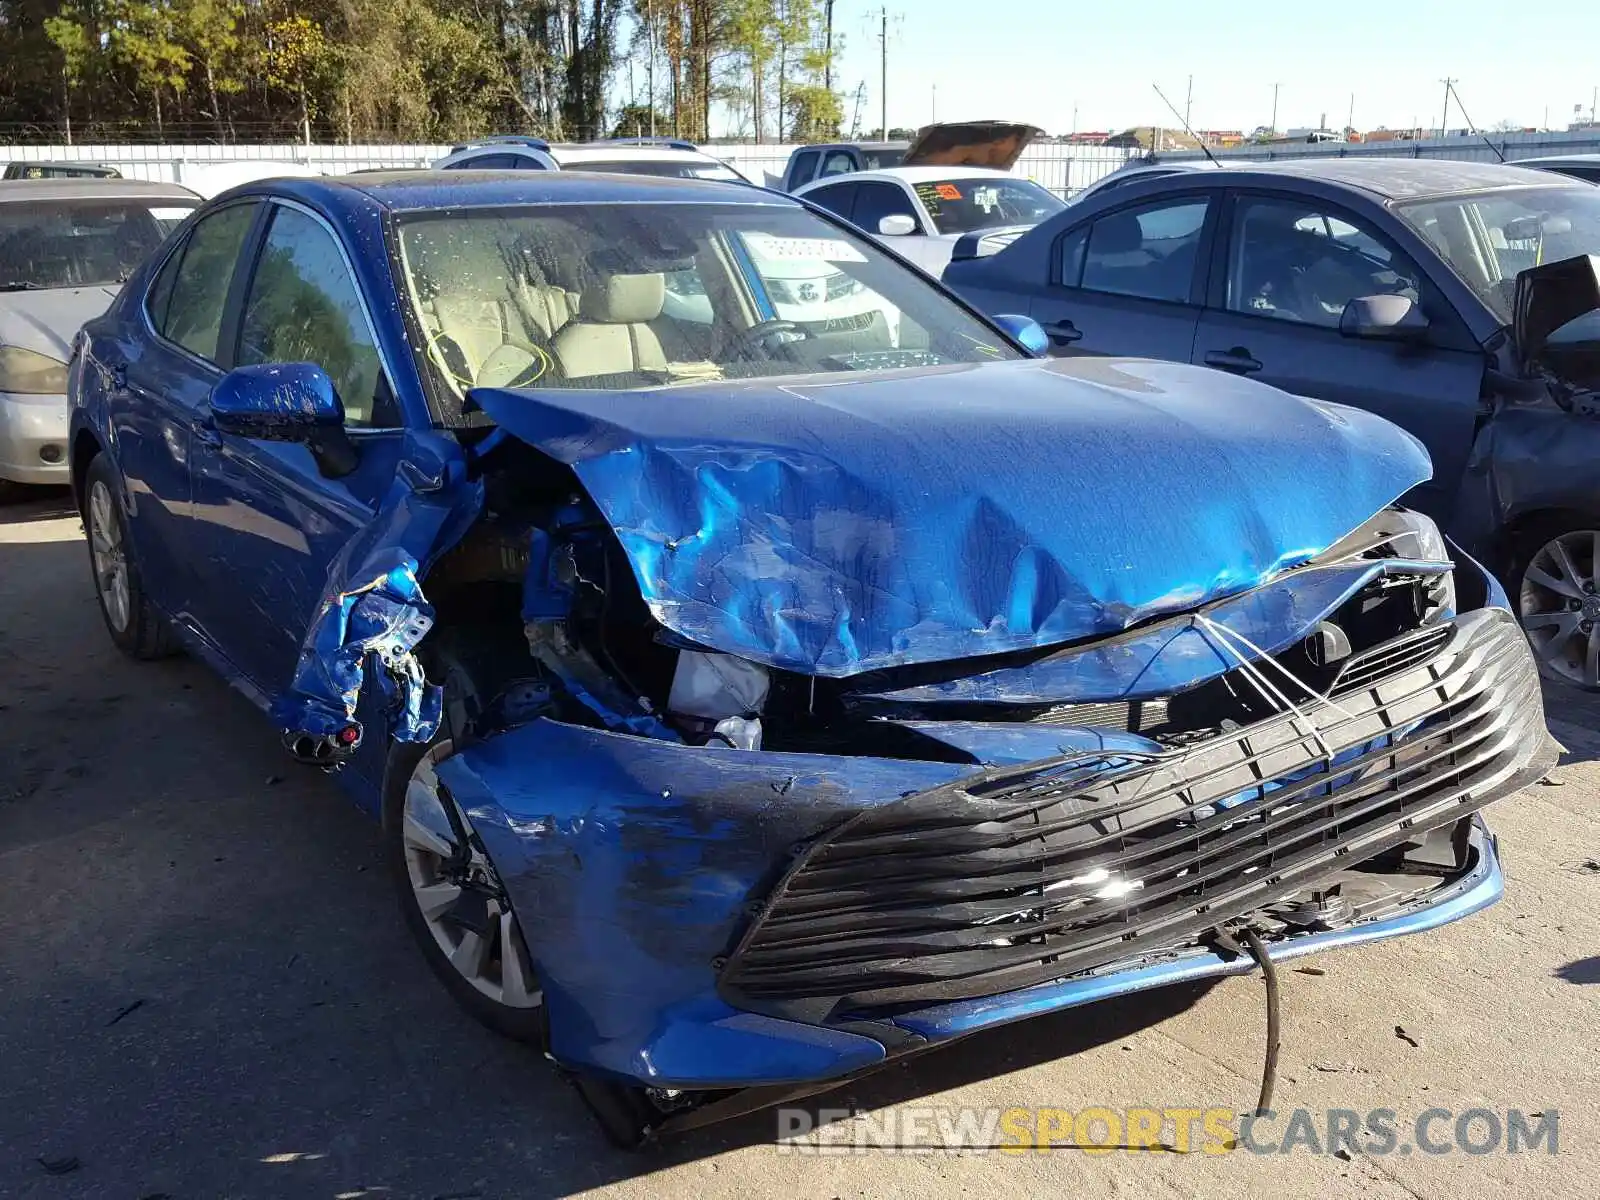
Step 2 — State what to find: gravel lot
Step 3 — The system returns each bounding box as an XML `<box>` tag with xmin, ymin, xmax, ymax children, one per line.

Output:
<box><xmin>3</xmin><ymin>493</ymin><xmax>1597</xmax><ymax>1199</ymax></box>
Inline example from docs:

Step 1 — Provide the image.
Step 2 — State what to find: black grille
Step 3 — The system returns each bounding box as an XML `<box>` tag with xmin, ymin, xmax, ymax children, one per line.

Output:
<box><xmin>1331</xmin><ymin>623</ymin><xmax>1451</xmax><ymax>695</ymax></box>
<box><xmin>720</xmin><ymin>610</ymin><xmax>1549</xmax><ymax>1014</ymax></box>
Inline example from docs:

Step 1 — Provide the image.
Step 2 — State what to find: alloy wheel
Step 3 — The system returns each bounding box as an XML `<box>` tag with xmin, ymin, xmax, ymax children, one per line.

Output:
<box><xmin>1519</xmin><ymin>528</ymin><xmax>1600</xmax><ymax>688</ymax></box>
<box><xmin>88</xmin><ymin>479</ymin><xmax>130</xmax><ymax>634</ymax></box>
<box><xmin>402</xmin><ymin>743</ymin><xmax>541</xmax><ymax>1009</ymax></box>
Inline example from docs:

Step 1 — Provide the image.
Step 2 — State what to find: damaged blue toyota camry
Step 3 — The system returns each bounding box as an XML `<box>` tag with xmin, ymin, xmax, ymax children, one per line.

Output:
<box><xmin>67</xmin><ymin>171</ymin><xmax>1556</xmax><ymax>1145</ymax></box>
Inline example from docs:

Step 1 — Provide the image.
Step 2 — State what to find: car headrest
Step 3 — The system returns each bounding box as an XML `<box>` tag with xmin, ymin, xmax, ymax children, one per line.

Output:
<box><xmin>584</xmin><ymin>272</ymin><xmax>665</xmax><ymax>323</ymax></box>
<box><xmin>1095</xmin><ymin>213</ymin><xmax>1145</xmax><ymax>254</ymax></box>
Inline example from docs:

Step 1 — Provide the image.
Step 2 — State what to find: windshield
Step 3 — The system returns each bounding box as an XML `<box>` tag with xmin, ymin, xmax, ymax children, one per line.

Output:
<box><xmin>912</xmin><ymin>176</ymin><xmax>1064</xmax><ymax>235</ymax></box>
<box><xmin>0</xmin><ymin>199</ymin><xmax>194</xmax><ymax>290</ymax></box>
<box><xmin>574</xmin><ymin>158</ymin><xmax>744</xmax><ymax>182</ymax></box>
<box><xmin>1396</xmin><ymin>184</ymin><xmax>1600</xmax><ymax>322</ymax></box>
<box><xmin>395</xmin><ymin>201</ymin><xmax>1019</xmax><ymax>405</ymax></box>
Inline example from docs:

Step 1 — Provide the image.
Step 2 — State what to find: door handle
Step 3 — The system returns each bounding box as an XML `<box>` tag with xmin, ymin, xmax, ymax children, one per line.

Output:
<box><xmin>1041</xmin><ymin>319</ymin><xmax>1083</xmax><ymax>345</ymax></box>
<box><xmin>108</xmin><ymin>362</ymin><xmax>128</xmax><ymax>390</ymax></box>
<box><xmin>1203</xmin><ymin>347</ymin><xmax>1263</xmax><ymax>374</ymax></box>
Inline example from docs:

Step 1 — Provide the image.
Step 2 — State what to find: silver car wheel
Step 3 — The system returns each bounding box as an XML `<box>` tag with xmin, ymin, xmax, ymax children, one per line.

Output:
<box><xmin>88</xmin><ymin>479</ymin><xmax>130</xmax><ymax>634</ymax></box>
<box><xmin>1519</xmin><ymin>528</ymin><xmax>1600</xmax><ymax>688</ymax></box>
<box><xmin>402</xmin><ymin>743</ymin><xmax>541</xmax><ymax>1009</ymax></box>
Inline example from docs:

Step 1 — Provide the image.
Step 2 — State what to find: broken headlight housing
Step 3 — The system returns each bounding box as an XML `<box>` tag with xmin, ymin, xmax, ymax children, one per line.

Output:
<box><xmin>1324</xmin><ymin>506</ymin><xmax>1454</xmax><ymax>620</ymax></box>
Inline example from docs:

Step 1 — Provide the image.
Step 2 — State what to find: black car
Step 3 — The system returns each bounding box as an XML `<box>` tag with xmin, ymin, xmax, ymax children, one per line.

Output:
<box><xmin>3</xmin><ymin>161</ymin><xmax>121</xmax><ymax>180</ymax></box>
<box><xmin>945</xmin><ymin>158</ymin><xmax>1600</xmax><ymax>689</ymax></box>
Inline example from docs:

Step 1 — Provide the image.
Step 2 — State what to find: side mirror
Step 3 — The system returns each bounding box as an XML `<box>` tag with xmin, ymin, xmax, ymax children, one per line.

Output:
<box><xmin>990</xmin><ymin>313</ymin><xmax>1050</xmax><ymax>357</ymax></box>
<box><xmin>1339</xmin><ymin>294</ymin><xmax>1429</xmax><ymax>341</ymax></box>
<box><xmin>209</xmin><ymin>362</ymin><xmax>358</xmax><ymax>477</ymax></box>
<box><xmin>1515</xmin><ymin>254</ymin><xmax>1600</xmax><ymax>382</ymax></box>
<box><xmin>210</xmin><ymin>362</ymin><xmax>344</xmax><ymax>439</ymax></box>
<box><xmin>877</xmin><ymin>213</ymin><xmax>917</xmax><ymax>236</ymax></box>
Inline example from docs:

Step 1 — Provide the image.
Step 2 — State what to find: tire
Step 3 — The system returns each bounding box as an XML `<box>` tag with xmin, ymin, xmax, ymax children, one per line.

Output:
<box><xmin>382</xmin><ymin>687</ymin><xmax>547</xmax><ymax>1044</ymax></box>
<box><xmin>82</xmin><ymin>453</ymin><xmax>180</xmax><ymax>660</ymax></box>
<box><xmin>1507</xmin><ymin>514</ymin><xmax>1600</xmax><ymax>691</ymax></box>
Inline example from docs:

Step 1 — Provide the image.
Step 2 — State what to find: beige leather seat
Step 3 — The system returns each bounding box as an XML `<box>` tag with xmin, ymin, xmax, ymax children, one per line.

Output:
<box><xmin>553</xmin><ymin>273</ymin><xmax>720</xmax><ymax>383</ymax></box>
<box><xmin>422</xmin><ymin>281</ymin><xmax>576</xmax><ymax>389</ymax></box>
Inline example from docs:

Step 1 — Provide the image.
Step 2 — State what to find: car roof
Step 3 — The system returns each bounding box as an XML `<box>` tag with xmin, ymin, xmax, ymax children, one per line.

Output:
<box><xmin>245</xmin><ymin>169</ymin><xmax>793</xmax><ymax>215</ymax></box>
<box><xmin>799</xmin><ymin>165</ymin><xmax>1019</xmax><ymax>189</ymax></box>
<box><xmin>799</xmin><ymin>141</ymin><xmax>908</xmax><ymax>153</ymax></box>
<box><xmin>1513</xmin><ymin>153</ymin><xmax>1600</xmax><ymax>167</ymax></box>
<box><xmin>548</xmin><ymin>145</ymin><xmax>729</xmax><ymax>166</ymax></box>
<box><xmin>1148</xmin><ymin>156</ymin><xmax>1574</xmax><ymax>200</ymax></box>
<box><xmin>0</xmin><ymin>177</ymin><xmax>200</xmax><ymax>203</ymax></box>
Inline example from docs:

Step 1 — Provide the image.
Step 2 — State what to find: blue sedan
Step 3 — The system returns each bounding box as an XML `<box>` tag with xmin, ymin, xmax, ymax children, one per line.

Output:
<box><xmin>69</xmin><ymin>170</ymin><xmax>1553</xmax><ymax>1145</ymax></box>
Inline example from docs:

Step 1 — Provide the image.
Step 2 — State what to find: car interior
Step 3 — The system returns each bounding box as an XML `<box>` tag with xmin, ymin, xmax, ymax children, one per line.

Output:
<box><xmin>0</xmin><ymin>201</ymin><xmax>171</xmax><ymax>288</ymax></box>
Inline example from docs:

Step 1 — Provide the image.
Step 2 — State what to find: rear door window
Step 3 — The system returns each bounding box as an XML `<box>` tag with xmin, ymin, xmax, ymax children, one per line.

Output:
<box><xmin>157</xmin><ymin>201</ymin><xmax>260</xmax><ymax>363</ymax></box>
<box><xmin>1079</xmin><ymin>196</ymin><xmax>1211</xmax><ymax>302</ymax></box>
<box><xmin>803</xmin><ymin>182</ymin><xmax>857</xmax><ymax>221</ymax></box>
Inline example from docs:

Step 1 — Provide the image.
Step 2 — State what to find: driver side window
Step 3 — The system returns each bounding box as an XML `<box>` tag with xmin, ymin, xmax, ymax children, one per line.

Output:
<box><xmin>236</xmin><ymin>205</ymin><xmax>395</xmax><ymax>427</ymax></box>
<box><xmin>1226</xmin><ymin>196</ymin><xmax>1421</xmax><ymax>329</ymax></box>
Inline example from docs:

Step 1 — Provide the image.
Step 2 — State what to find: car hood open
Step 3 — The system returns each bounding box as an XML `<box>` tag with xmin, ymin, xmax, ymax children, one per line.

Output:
<box><xmin>901</xmin><ymin>120</ymin><xmax>1043</xmax><ymax>171</ymax></box>
<box><xmin>469</xmin><ymin>356</ymin><xmax>1430</xmax><ymax>677</ymax></box>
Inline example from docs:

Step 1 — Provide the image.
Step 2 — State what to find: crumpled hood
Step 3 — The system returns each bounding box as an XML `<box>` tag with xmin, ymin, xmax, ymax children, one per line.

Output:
<box><xmin>471</xmin><ymin>356</ymin><xmax>1430</xmax><ymax>676</ymax></box>
<box><xmin>0</xmin><ymin>286</ymin><xmax>118</xmax><ymax>361</ymax></box>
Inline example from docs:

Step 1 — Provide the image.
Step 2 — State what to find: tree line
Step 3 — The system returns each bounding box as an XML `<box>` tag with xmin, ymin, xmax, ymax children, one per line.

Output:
<box><xmin>0</xmin><ymin>1</ymin><xmax>846</xmax><ymax>145</ymax></box>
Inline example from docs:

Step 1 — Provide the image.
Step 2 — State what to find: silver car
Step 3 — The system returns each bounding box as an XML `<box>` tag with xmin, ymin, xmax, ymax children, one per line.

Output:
<box><xmin>0</xmin><ymin>178</ymin><xmax>198</xmax><ymax>498</ymax></box>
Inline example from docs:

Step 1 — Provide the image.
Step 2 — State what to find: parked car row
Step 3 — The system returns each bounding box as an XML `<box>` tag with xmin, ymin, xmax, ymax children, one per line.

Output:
<box><xmin>45</xmin><ymin>144</ymin><xmax>1556</xmax><ymax>1148</ymax></box>
<box><xmin>944</xmin><ymin>157</ymin><xmax>1600</xmax><ymax>689</ymax></box>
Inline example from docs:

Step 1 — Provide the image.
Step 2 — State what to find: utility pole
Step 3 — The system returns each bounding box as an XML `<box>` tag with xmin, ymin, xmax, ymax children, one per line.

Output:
<box><xmin>1184</xmin><ymin>75</ymin><xmax>1192</xmax><ymax>129</ymax></box>
<box><xmin>824</xmin><ymin>0</ymin><xmax>835</xmax><ymax>92</ymax></box>
<box><xmin>1347</xmin><ymin>93</ymin><xmax>1355</xmax><ymax>136</ymax></box>
<box><xmin>646</xmin><ymin>0</ymin><xmax>656</xmax><ymax>137</ymax></box>
<box><xmin>931</xmin><ymin>82</ymin><xmax>937</xmax><ymax>123</ymax></box>
<box><xmin>1269</xmin><ymin>82</ymin><xmax>1280</xmax><ymax>135</ymax></box>
<box><xmin>1439</xmin><ymin>78</ymin><xmax>1456</xmax><ymax>139</ymax></box>
<box><xmin>879</xmin><ymin>6</ymin><xmax>888</xmax><ymax>139</ymax></box>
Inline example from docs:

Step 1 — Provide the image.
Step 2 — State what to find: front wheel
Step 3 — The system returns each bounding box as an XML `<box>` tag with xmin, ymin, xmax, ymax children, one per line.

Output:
<box><xmin>383</xmin><ymin>739</ymin><xmax>546</xmax><ymax>1041</ymax></box>
<box><xmin>1512</xmin><ymin>520</ymin><xmax>1600</xmax><ymax>690</ymax></box>
<box><xmin>82</xmin><ymin>453</ymin><xmax>178</xmax><ymax>660</ymax></box>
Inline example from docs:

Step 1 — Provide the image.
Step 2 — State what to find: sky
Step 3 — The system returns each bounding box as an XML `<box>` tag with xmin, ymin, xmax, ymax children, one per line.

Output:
<box><xmin>822</xmin><ymin>0</ymin><xmax>1600</xmax><ymax>136</ymax></box>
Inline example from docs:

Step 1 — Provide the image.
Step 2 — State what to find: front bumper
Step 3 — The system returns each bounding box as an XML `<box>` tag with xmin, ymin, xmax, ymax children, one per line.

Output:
<box><xmin>439</xmin><ymin>606</ymin><xmax>1552</xmax><ymax>1090</ymax></box>
<box><xmin>0</xmin><ymin>391</ymin><xmax>69</xmax><ymax>484</ymax></box>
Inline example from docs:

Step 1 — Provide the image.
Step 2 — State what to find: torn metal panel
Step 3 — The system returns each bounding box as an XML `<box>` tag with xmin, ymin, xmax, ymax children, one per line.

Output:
<box><xmin>434</xmin><ymin>717</ymin><xmax>973</xmax><ymax>1084</ymax></box>
<box><xmin>469</xmin><ymin>356</ymin><xmax>1431</xmax><ymax>677</ymax></box>
<box><xmin>1449</xmin><ymin>396</ymin><xmax>1600</xmax><ymax>562</ymax></box>
<box><xmin>851</xmin><ymin>558</ymin><xmax>1448</xmax><ymax>705</ymax></box>
<box><xmin>273</xmin><ymin>431</ymin><xmax>484</xmax><ymax>748</ymax></box>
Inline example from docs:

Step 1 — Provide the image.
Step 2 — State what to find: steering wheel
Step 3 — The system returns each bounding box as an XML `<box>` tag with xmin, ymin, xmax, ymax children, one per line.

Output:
<box><xmin>737</xmin><ymin>319</ymin><xmax>805</xmax><ymax>357</ymax></box>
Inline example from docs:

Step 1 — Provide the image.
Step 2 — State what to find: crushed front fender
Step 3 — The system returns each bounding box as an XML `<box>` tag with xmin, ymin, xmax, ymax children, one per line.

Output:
<box><xmin>273</xmin><ymin>431</ymin><xmax>484</xmax><ymax>753</ymax></box>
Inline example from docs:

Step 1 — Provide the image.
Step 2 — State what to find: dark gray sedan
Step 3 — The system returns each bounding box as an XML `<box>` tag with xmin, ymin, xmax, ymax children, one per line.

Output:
<box><xmin>945</xmin><ymin>158</ymin><xmax>1600</xmax><ymax>688</ymax></box>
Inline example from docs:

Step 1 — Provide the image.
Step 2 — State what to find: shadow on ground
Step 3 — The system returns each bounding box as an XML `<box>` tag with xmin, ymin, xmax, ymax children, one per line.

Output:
<box><xmin>0</xmin><ymin>528</ymin><xmax>1216</xmax><ymax>1199</ymax></box>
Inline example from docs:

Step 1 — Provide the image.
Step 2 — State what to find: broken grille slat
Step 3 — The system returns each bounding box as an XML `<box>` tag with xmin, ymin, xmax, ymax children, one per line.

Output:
<box><xmin>738</xmin><ymin>676</ymin><xmax>1529</xmax><ymax>967</ymax></box>
<box><xmin>718</xmin><ymin>611</ymin><xmax>1547</xmax><ymax>1011</ymax></box>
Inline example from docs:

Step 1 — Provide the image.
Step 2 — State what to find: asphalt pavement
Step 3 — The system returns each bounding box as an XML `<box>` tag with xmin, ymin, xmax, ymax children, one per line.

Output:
<box><xmin>2</xmin><ymin>494</ymin><xmax>1597</xmax><ymax>1199</ymax></box>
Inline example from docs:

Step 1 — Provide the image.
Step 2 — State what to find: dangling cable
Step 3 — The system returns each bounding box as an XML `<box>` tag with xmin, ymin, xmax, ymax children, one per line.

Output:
<box><xmin>1240</xmin><ymin>927</ymin><xmax>1281</xmax><ymax>1116</ymax></box>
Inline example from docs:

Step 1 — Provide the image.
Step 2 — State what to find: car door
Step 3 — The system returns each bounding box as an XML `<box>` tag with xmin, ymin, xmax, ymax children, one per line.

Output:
<box><xmin>186</xmin><ymin>199</ymin><xmax>408</xmax><ymax>697</ymax></box>
<box><xmin>1192</xmin><ymin>189</ymin><xmax>1486</xmax><ymax>522</ymax></box>
<box><xmin>103</xmin><ymin>198</ymin><xmax>261</xmax><ymax>626</ymax></box>
<box><xmin>1027</xmin><ymin>190</ymin><xmax>1219</xmax><ymax>360</ymax></box>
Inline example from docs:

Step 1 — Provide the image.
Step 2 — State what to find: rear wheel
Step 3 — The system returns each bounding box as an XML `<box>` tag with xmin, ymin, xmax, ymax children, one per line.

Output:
<box><xmin>1512</xmin><ymin>520</ymin><xmax>1600</xmax><ymax>690</ymax></box>
<box><xmin>82</xmin><ymin>454</ymin><xmax>178</xmax><ymax>660</ymax></box>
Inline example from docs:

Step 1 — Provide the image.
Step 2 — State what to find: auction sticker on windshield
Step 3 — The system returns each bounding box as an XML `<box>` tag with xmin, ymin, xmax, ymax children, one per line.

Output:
<box><xmin>742</xmin><ymin>232</ymin><xmax>867</xmax><ymax>262</ymax></box>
